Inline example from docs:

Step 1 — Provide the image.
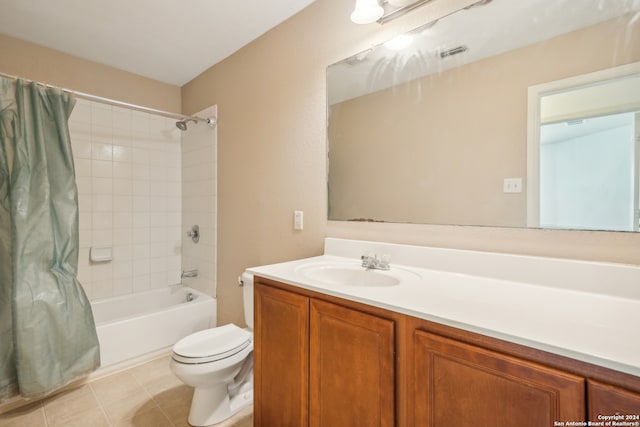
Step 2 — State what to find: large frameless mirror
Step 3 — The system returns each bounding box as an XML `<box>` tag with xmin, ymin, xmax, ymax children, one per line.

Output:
<box><xmin>327</xmin><ymin>0</ymin><xmax>640</xmax><ymax>231</ymax></box>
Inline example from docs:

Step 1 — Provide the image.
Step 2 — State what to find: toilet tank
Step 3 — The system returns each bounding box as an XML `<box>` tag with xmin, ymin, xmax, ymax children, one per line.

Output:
<box><xmin>241</xmin><ymin>272</ymin><xmax>254</xmax><ymax>329</ymax></box>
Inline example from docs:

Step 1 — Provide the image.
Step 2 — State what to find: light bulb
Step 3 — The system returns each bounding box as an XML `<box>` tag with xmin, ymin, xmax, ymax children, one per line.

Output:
<box><xmin>350</xmin><ymin>0</ymin><xmax>384</xmax><ymax>24</ymax></box>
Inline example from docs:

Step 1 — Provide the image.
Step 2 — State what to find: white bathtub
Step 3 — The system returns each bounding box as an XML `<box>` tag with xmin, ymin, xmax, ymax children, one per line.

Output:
<box><xmin>91</xmin><ymin>286</ymin><xmax>216</xmax><ymax>369</ymax></box>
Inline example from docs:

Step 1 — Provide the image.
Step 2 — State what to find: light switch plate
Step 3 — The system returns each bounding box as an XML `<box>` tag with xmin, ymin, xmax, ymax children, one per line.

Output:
<box><xmin>294</xmin><ymin>210</ymin><xmax>304</xmax><ymax>230</ymax></box>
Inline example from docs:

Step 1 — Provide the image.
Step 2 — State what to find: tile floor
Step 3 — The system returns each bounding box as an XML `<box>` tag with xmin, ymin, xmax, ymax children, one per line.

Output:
<box><xmin>0</xmin><ymin>355</ymin><xmax>252</xmax><ymax>427</ymax></box>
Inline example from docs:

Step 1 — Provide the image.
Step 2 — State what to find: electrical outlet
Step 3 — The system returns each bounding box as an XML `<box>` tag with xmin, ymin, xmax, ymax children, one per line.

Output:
<box><xmin>503</xmin><ymin>178</ymin><xmax>522</xmax><ymax>193</ymax></box>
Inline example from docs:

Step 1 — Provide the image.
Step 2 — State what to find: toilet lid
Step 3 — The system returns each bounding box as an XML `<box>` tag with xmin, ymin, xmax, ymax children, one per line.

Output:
<box><xmin>172</xmin><ymin>324</ymin><xmax>251</xmax><ymax>363</ymax></box>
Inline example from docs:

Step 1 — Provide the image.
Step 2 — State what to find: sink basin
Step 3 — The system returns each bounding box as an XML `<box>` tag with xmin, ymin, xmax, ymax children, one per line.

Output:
<box><xmin>296</xmin><ymin>262</ymin><xmax>421</xmax><ymax>288</ymax></box>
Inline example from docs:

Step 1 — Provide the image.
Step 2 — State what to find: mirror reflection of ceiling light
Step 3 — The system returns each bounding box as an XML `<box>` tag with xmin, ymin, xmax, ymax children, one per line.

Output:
<box><xmin>384</xmin><ymin>34</ymin><xmax>414</xmax><ymax>50</ymax></box>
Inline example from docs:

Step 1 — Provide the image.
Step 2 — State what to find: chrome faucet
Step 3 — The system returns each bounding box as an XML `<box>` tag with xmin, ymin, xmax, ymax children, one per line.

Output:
<box><xmin>361</xmin><ymin>253</ymin><xmax>390</xmax><ymax>270</ymax></box>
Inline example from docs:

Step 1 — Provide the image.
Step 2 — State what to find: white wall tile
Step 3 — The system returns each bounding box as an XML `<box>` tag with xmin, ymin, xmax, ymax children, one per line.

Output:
<box><xmin>92</xmin><ymin>142</ymin><xmax>113</xmax><ymax>161</ymax></box>
<box><xmin>113</xmin><ymin>178</ymin><xmax>133</xmax><ymax>195</ymax></box>
<box><xmin>92</xmin><ymin>177</ymin><xmax>113</xmax><ymax>194</ymax></box>
<box><xmin>92</xmin><ymin>213</ymin><xmax>112</xmax><ymax>229</ymax></box>
<box><xmin>133</xmin><ymin>212</ymin><xmax>150</xmax><ymax>228</ymax></box>
<box><xmin>113</xmin><ymin>161</ymin><xmax>132</xmax><ymax>179</ymax></box>
<box><xmin>91</xmin><ymin>263</ymin><xmax>113</xmax><ymax>282</ymax></box>
<box><xmin>133</xmin><ymin>180</ymin><xmax>150</xmax><ymax>195</ymax></box>
<box><xmin>133</xmin><ymin>196</ymin><xmax>150</xmax><ymax>212</ymax></box>
<box><xmin>70</xmin><ymin>99</ymin><xmax>212</xmax><ymax>300</ymax></box>
<box><xmin>149</xmin><ymin>197</ymin><xmax>166</xmax><ymax>212</ymax></box>
<box><xmin>92</xmin><ymin>281</ymin><xmax>112</xmax><ymax>300</ymax></box>
<box><xmin>92</xmin><ymin>194</ymin><xmax>113</xmax><ymax>212</ymax></box>
<box><xmin>132</xmin><ymin>148</ymin><xmax>149</xmax><ymax>164</ymax></box>
<box><xmin>133</xmin><ymin>259</ymin><xmax>150</xmax><ymax>277</ymax></box>
<box><xmin>72</xmin><ymin>140</ymin><xmax>92</xmax><ymax>159</ymax></box>
<box><xmin>93</xmin><ymin>230</ymin><xmax>113</xmax><ymax>246</ymax></box>
<box><xmin>132</xmin><ymin>164</ymin><xmax>150</xmax><ymax>181</ymax></box>
<box><xmin>113</xmin><ymin>196</ymin><xmax>133</xmax><ymax>213</ymax></box>
<box><xmin>70</xmin><ymin>102</ymin><xmax>91</xmax><ymax>124</ymax></box>
<box><xmin>91</xmin><ymin>160</ymin><xmax>112</xmax><ymax>178</ymax></box>
<box><xmin>149</xmin><ymin>243</ymin><xmax>167</xmax><ymax>259</ymax></box>
<box><xmin>132</xmin><ymin>227</ymin><xmax>150</xmax><ymax>245</ymax></box>
<box><xmin>181</xmin><ymin>111</ymin><xmax>217</xmax><ymax>298</ymax></box>
<box><xmin>79</xmin><ymin>229</ymin><xmax>92</xmax><ymax>248</ymax></box>
<box><xmin>113</xmin><ymin>261</ymin><xmax>133</xmax><ymax>279</ymax></box>
<box><xmin>149</xmin><ymin>227</ymin><xmax>166</xmax><ymax>243</ymax></box>
<box><xmin>149</xmin><ymin>212</ymin><xmax>166</xmax><ymax>227</ymax></box>
<box><xmin>113</xmin><ymin>210</ymin><xmax>133</xmax><ymax>228</ymax></box>
<box><xmin>92</xmin><ymin>105</ymin><xmax>113</xmax><ymax>128</ymax></box>
<box><xmin>133</xmin><ymin>244</ymin><xmax>149</xmax><ymax>260</ymax></box>
<box><xmin>112</xmin><ymin>145</ymin><xmax>132</xmax><ymax>162</ymax></box>
<box><xmin>149</xmin><ymin>272</ymin><xmax>167</xmax><ymax>288</ymax></box>
<box><xmin>114</xmin><ymin>245</ymin><xmax>133</xmax><ymax>261</ymax></box>
<box><xmin>79</xmin><ymin>211</ymin><xmax>92</xmax><ymax>230</ymax></box>
<box><xmin>132</xmin><ymin>275</ymin><xmax>150</xmax><ymax>292</ymax></box>
<box><xmin>113</xmin><ymin>278</ymin><xmax>133</xmax><ymax>296</ymax></box>
<box><xmin>112</xmin><ymin>109</ymin><xmax>132</xmax><ymax>131</ymax></box>
<box><xmin>75</xmin><ymin>159</ymin><xmax>92</xmax><ymax>177</ymax></box>
<box><xmin>113</xmin><ymin>228</ymin><xmax>133</xmax><ymax>246</ymax></box>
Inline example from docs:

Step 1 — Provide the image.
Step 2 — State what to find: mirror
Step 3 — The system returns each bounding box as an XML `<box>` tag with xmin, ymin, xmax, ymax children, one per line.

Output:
<box><xmin>327</xmin><ymin>0</ymin><xmax>640</xmax><ymax>231</ymax></box>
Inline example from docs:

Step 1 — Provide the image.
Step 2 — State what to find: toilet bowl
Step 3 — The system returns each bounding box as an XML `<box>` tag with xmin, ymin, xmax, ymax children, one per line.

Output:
<box><xmin>170</xmin><ymin>273</ymin><xmax>254</xmax><ymax>426</ymax></box>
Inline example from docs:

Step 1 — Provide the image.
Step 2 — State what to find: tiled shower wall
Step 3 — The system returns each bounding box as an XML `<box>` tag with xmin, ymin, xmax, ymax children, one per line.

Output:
<box><xmin>70</xmin><ymin>99</ymin><xmax>183</xmax><ymax>301</ymax></box>
<box><xmin>180</xmin><ymin>106</ymin><xmax>217</xmax><ymax>298</ymax></box>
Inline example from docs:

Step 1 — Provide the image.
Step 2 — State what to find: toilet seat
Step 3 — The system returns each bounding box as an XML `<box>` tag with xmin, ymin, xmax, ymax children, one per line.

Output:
<box><xmin>172</xmin><ymin>324</ymin><xmax>252</xmax><ymax>364</ymax></box>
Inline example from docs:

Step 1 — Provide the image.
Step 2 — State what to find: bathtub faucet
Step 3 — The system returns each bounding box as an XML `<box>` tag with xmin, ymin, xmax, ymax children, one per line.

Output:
<box><xmin>181</xmin><ymin>269</ymin><xmax>199</xmax><ymax>278</ymax></box>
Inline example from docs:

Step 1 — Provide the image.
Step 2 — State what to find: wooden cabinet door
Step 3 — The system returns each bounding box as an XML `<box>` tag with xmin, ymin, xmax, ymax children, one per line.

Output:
<box><xmin>588</xmin><ymin>380</ymin><xmax>640</xmax><ymax>420</ymax></box>
<box><xmin>254</xmin><ymin>282</ymin><xmax>309</xmax><ymax>427</ymax></box>
<box><xmin>412</xmin><ymin>330</ymin><xmax>585</xmax><ymax>427</ymax></box>
<box><xmin>309</xmin><ymin>299</ymin><xmax>395</xmax><ymax>427</ymax></box>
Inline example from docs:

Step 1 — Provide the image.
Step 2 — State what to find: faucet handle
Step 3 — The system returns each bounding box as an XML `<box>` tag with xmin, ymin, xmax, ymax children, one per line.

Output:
<box><xmin>379</xmin><ymin>253</ymin><xmax>391</xmax><ymax>269</ymax></box>
<box><xmin>361</xmin><ymin>252</ymin><xmax>374</xmax><ymax>268</ymax></box>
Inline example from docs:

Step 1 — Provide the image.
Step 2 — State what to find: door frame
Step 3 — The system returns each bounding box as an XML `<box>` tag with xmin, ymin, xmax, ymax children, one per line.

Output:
<box><xmin>526</xmin><ymin>62</ymin><xmax>640</xmax><ymax>228</ymax></box>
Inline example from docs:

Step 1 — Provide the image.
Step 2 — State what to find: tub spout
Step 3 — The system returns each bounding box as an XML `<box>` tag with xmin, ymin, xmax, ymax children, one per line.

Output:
<box><xmin>181</xmin><ymin>269</ymin><xmax>199</xmax><ymax>278</ymax></box>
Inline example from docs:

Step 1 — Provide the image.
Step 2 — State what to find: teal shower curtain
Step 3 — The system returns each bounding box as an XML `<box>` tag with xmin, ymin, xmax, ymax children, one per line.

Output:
<box><xmin>0</xmin><ymin>78</ymin><xmax>100</xmax><ymax>402</ymax></box>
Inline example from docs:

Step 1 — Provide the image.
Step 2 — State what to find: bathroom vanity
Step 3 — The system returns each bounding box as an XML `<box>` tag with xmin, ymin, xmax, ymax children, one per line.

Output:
<box><xmin>249</xmin><ymin>239</ymin><xmax>640</xmax><ymax>426</ymax></box>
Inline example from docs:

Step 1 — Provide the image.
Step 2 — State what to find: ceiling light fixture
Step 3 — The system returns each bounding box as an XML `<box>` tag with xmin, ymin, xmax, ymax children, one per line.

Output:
<box><xmin>350</xmin><ymin>0</ymin><xmax>384</xmax><ymax>24</ymax></box>
<box><xmin>351</xmin><ymin>0</ymin><xmax>493</xmax><ymax>25</ymax></box>
<box><xmin>350</xmin><ymin>0</ymin><xmax>434</xmax><ymax>25</ymax></box>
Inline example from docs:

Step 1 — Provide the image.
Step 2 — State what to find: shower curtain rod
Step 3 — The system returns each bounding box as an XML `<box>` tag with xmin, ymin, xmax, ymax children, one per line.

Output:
<box><xmin>0</xmin><ymin>71</ymin><xmax>207</xmax><ymax>123</ymax></box>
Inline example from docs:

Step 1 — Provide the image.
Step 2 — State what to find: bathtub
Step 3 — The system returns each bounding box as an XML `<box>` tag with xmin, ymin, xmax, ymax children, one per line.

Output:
<box><xmin>91</xmin><ymin>286</ymin><xmax>216</xmax><ymax>369</ymax></box>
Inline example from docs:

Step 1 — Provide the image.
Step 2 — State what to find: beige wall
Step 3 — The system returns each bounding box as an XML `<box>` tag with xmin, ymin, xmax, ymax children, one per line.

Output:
<box><xmin>0</xmin><ymin>33</ymin><xmax>180</xmax><ymax>112</ymax></box>
<box><xmin>328</xmin><ymin>15</ymin><xmax>640</xmax><ymax>227</ymax></box>
<box><xmin>182</xmin><ymin>0</ymin><xmax>640</xmax><ymax>327</ymax></box>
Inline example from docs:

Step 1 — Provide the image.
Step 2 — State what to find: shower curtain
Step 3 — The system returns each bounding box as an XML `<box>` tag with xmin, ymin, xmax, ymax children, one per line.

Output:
<box><xmin>0</xmin><ymin>77</ymin><xmax>100</xmax><ymax>402</ymax></box>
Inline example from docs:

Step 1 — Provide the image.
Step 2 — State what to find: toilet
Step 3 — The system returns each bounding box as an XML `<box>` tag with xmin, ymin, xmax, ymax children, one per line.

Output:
<box><xmin>170</xmin><ymin>273</ymin><xmax>254</xmax><ymax>426</ymax></box>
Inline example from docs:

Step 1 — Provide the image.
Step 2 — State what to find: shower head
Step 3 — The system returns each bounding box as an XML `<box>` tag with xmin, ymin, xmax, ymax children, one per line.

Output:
<box><xmin>176</xmin><ymin>117</ymin><xmax>217</xmax><ymax>131</ymax></box>
<box><xmin>176</xmin><ymin>120</ymin><xmax>188</xmax><ymax>131</ymax></box>
<box><xmin>176</xmin><ymin>118</ymin><xmax>196</xmax><ymax>131</ymax></box>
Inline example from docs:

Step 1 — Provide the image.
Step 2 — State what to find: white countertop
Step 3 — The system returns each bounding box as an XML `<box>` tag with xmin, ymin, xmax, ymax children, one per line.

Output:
<box><xmin>247</xmin><ymin>239</ymin><xmax>640</xmax><ymax>377</ymax></box>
